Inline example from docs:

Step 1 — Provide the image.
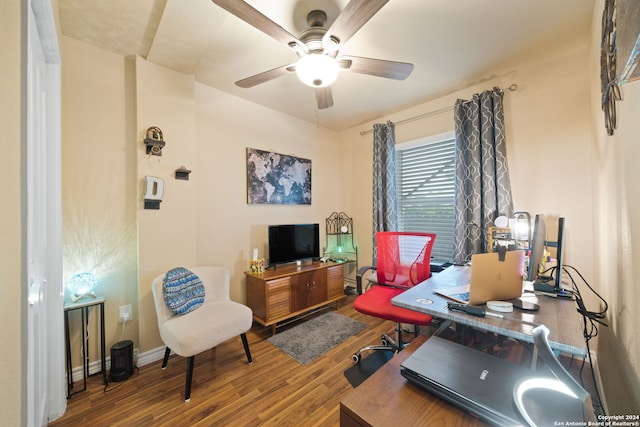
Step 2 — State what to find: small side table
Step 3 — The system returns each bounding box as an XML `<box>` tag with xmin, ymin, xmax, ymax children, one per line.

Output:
<box><xmin>64</xmin><ymin>296</ymin><xmax>107</xmax><ymax>398</ymax></box>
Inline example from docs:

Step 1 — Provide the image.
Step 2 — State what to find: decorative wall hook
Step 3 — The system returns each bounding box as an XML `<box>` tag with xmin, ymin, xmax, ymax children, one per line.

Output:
<box><xmin>144</xmin><ymin>176</ymin><xmax>164</xmax><ymax>209</ymax></box>
<box><xmin>144</xmin><ymin>126</ymin><xmax>166</xmax><ymax>156</ymax></box>
<box><xmin>175</xmin><ymin>166</ymin><xmax>192</xmax><ymax>180</ymax></box>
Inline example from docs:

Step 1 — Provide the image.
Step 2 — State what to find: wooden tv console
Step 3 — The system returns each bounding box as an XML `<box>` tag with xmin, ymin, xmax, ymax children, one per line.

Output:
<box><xmin>245</xmin><ymin>261</ymin><xmax>345</xmax><ymax>334</ymax></box>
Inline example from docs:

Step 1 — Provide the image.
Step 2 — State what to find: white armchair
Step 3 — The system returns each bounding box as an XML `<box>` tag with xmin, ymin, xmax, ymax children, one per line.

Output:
<box><xmin>151</xmin><ymin>266</ymin><xmax>253</xmax><ymax>402</ymax></box>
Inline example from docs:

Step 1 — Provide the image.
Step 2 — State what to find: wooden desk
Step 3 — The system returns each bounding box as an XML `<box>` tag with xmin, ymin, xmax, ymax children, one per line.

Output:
<box><xmin>340</xmin><ymin>335</ymin><xmax>486</xmax><ymax>427</ymax></box>
<box><xmin>391</xmin><ymin>266</ymin><xmax>587</xmax><ymax>357</ymax></box>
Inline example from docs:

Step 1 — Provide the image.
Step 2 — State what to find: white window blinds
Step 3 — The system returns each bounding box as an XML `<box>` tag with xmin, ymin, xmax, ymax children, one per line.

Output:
<box><xmin>396</xmin><ymin>133</ymin><xmax>456</xmax><ymax>262</ymax></box>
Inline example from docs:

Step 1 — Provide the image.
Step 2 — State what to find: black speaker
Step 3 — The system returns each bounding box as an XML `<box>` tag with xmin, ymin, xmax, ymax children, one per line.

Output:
<box><xmin>110</xmin><ymin>340</ymin><xmax>134</xmax><ymax>382</ymax></box>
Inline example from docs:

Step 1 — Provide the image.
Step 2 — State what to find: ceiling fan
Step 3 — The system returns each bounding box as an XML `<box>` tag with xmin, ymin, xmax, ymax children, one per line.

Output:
<box><xmin>211</xmin><ymin>0</ymin><xmax>414</xmax><ymax>109</ymax></box>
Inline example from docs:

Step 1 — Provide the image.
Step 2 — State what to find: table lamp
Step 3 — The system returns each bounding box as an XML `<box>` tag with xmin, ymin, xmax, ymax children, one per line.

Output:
<box><xmin>67</xmin><ymin>272</ymin><xmax>98</xmax><ymax>303</ymax></box>
<box><xmin>512</xmin><ymin>211</ymin><xmax>532</xmax><ymax>250</ymax></box>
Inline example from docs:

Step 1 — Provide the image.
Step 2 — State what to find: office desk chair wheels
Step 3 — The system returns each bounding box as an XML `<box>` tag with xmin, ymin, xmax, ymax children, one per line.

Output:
<box><xmin>351</xmin><ymin>327</ymin><xmax>410</xmax><ymax>363</ymax></box>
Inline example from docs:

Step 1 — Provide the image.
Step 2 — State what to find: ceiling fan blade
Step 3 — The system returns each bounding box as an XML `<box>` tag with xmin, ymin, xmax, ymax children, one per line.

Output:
<box><xmin>337</xmin><ymin>56</ymin><xmax>414</xmax><ymax>80</ymax></box>
<box><xmin>316</xmin><ymin>87</ymin><xmax>334</xmax><ymax>109</ymax></box>
<box><xmin>212</xmin><ymin>0</ymin><xmax>306</xmax><ymax>52</ymax></box>
<box><xmin>323</xmin><ymin>0</ymin><xmax>389</xmax><ymax>50</ymax></box>
<box><xmin>236</xmin><ymin>64</ymin><xmax>296</xmax><ymax>88</ymax></box>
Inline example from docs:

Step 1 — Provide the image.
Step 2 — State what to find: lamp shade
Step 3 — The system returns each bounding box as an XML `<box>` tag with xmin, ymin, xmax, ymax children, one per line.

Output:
<box><xmin>295</xmin><ymin>54</ymin><xmax>339</xmax><ymax>88</ymax></box>
<box><xmin>68</xmin><ymin>272</ymin><xmax>98</xmax><ymax>296</ymax></box>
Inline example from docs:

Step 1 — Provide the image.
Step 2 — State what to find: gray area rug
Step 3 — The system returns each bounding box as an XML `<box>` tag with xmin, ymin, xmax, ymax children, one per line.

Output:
<box><xmin>267</xmin><ymin>311</ymin><xmax>366</xmax><ymax>365</ymax></box>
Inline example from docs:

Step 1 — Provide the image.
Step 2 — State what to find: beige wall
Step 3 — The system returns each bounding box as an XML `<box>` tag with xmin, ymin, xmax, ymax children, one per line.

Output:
<box><xmin>61</xmin><ymin>36</ymin><xmax>139</xmax><ymax>357</ymax></box>
<box><xmin>588</xmin><ymin>0</ymin><xmax>640</xmax><ymax>412</ymax></box>
<box><xmin>135</xmin><ymin>56</ymin><xmax>198</xmax><ymax>352</ymax></box>
<box><xmin>194</xmin><ymin>83</ymin><xmax>342</xmax><ymax>304</ymax></box>
<box><xmin>0</xmin><ymin>1</ymin><xmax>25</xmax><ymax>425</ymax></box>
<box><xmin>507</xmin><ymin>48</ymin><xmax>595</xmax><ymax>287</ymax></box>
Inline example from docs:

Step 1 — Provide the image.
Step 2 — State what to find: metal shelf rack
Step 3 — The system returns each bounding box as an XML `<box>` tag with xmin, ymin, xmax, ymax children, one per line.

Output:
<box><xmin>323</xmin><ymin>212</ymin><xmax>358</xmax><ymax>291</ymax></box>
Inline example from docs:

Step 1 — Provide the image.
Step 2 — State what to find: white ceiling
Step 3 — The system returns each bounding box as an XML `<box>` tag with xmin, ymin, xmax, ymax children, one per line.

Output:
<box><xmin>57</xmin><ymin>0</ymin><xmax>595</xmax><ymax>131</ymax></box>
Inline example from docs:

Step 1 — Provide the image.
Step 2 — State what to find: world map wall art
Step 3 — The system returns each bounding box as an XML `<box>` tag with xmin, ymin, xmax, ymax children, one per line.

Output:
<box><xmin>246</xmin><ymin>148</ymin><xmax>312</xmax><ymax>205</ymax></box>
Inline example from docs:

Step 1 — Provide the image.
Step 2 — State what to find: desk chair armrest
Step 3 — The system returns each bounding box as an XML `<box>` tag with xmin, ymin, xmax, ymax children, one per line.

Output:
<box><xmin>356</xmin><ymin>266</ymin><xmax>376</xmax><ymax>295</ymax></box>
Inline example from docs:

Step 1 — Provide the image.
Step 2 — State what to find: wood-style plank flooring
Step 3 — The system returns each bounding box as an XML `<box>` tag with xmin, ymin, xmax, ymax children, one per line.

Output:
<box><xmin>48</xmin><ymin>295</ymin><xmax>595</xmax><ymax>426</ymax></box>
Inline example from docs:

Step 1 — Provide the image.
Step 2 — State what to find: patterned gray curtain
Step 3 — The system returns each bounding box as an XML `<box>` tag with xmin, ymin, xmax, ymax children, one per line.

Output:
<box><xmin>453</xmin><ymin>87</ymin><xmax>513</xmax><ymax>262</ymax></box>
<box><xmin>372</xmin><ymin>121</ymin><xmax>397</xmax><ymax>263</ymax></box>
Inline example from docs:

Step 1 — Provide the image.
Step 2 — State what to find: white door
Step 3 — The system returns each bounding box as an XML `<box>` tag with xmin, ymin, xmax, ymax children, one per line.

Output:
<box><xmin>27</xmin><ymin>0</ymin><xmax>65</xmax><ymax>424</ymax></box>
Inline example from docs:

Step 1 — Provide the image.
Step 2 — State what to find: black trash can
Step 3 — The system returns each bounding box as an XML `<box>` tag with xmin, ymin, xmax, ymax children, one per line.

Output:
<box><xmin>110</xmin><ymin>340</ymin><xmax>134</xmax><ymax>382</ymax></box>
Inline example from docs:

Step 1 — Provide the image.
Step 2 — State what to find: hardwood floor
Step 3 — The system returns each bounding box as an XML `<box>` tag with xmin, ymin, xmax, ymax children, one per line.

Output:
<box><xmin>49</xmin><ymin>295</ymin><xmax>596</xmax><ymax>426</ymax></box>
<box><xmin>50</xmin><ymin>295</ymin><xmax>390</xmax><ymax>426</ymax></box>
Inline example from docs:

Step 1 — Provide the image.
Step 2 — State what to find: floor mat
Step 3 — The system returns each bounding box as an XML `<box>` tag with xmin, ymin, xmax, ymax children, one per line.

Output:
<box><xmin>343</xmin><ymin>350</ymin><xmax>394</xmax><ymax>388</ymax></box>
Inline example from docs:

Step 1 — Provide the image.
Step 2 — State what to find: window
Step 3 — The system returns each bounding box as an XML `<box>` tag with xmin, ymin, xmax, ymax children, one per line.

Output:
<box><xmin>396</xmin><ymin>132</ymin><xmax>456</xmax><ymax>262</ymax></box>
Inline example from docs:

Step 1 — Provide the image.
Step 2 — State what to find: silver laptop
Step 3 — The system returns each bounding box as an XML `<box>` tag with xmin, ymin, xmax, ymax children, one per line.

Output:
<box><xmin>435</xmin><ymin>250</ymin><xmax>525</xmax><ymax>305</ymax></box>
<box><xmin>400</xmin><ymin>336</ymin><xmax>532</xmax><ymax>426</ymax></box>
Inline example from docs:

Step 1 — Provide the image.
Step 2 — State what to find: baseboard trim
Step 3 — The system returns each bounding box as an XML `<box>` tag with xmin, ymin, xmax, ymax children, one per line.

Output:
<box><xmin>590</xmin><ymin>350</ymin><xmax>609</xmax><ymax>414</ymax></box>
<box><xmin>69</xmin><ymin>345</ymin><xmax>167</xmax><ymax>382</ymax></box>
<box><xmin>137</xmin><ymin>346</ymin><xmax>167</xmax><ymax>368</ymax></box>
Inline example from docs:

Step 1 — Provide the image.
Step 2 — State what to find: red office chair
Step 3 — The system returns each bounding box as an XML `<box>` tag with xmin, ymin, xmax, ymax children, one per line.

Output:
<box><xmin>352</xmin><ymin>232</ymin><xmax>436</xmax><ymax>362</ymax></box>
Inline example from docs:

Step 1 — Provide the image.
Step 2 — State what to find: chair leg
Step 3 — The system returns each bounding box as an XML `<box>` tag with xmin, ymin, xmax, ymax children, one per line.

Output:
<box><xmin>162</xmin><ymin>347</ymin><xmax>171</xmax><ymax>369</ymax></box>
<box><xmin>184</xmin><ymin>356</ymin><xmax>194</xmax><ymax>402</ymax></box>
<box><xmin>241</xmin><ymin>333</ymin><xmax>253</xmax><ymax>364</ymax></box>
<box><xmin>396</xmin><ymin>323</ymin><xmax>404</xmax><ymax>349</ymax></box>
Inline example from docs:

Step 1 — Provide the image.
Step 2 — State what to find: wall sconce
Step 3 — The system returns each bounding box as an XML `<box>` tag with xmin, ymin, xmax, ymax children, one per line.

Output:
<box><xmin>143</xmin><ymin>126</ymin><xmax>166</xmax><ymax>156</ymax></box>
<box><xmin>67</xmin><ymin>272</ymin><xmax>98</xmax><ymax>303</ymax></box>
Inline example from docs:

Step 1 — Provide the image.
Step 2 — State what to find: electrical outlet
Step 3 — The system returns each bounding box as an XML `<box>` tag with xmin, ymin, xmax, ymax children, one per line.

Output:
<box><xmin>119</xmin><ymin>304</ymin><xmax>132</xmax><ymax>322</ymax></box>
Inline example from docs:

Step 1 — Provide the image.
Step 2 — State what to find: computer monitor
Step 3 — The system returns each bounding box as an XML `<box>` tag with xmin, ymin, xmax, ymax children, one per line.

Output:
<box><xmin>554</xmin><ymin>217</ymin><xmax>566</xmax><ymax>289</ymax></box>
<box><xmin>527</xmin><ymin>214</ymin><xmax>546</xmax><ymax>282</ymax></box>
<box><xmin>532</xmin><ymin>216</ymin><xmax>570</xmax><ymax>297</ymax></box>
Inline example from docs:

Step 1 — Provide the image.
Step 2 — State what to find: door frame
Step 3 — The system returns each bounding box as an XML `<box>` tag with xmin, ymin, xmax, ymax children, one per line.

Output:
<box><xmin>26</xmin><ymin>0</ymin><xmax>65</xmax><ymax>424</ymax></box>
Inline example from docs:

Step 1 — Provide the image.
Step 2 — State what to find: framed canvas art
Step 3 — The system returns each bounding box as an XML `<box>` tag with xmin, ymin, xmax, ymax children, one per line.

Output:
<box><xmin>246</xmin><ymin>148</ymin><xmax>311</xmax><ymax>205</ymax></box>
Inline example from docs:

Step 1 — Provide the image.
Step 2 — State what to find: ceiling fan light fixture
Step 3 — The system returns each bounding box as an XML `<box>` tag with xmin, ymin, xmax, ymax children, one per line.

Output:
<box><xmin>295</xmin><ymin>54</ymin><xmax>339</xmax><ymax>88</ymax></box>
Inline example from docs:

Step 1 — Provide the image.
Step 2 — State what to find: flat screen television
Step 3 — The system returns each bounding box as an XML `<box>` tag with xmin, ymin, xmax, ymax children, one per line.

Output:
<box><xmin>268</xmin><ymin>223</ymin><xmax>320</xmax><ymax>266</ymax></box>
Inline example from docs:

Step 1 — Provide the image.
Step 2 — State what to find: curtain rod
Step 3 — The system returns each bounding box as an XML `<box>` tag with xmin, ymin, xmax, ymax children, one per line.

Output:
<box><xmin>359</xmin><ymin>83</ymin><xmax>518</xmax><ymax>136</ymax></box>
